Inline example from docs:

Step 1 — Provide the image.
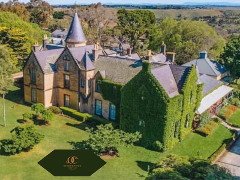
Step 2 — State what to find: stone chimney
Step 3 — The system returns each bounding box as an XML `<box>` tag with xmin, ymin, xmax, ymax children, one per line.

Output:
<box><xmin>160</xmin><ymin>41</ymin><xmax>166</xmax><ymax>55</ymax></box>
<box><xmin>92</xmin><ymin>43</ymin><xmax>100</xmax><ymax>61</ymax></box>
<box><xmin>42</xmin><ymin>34</ymin><xmax>49</xmax><ymax>48</ymax></box>
<box><xmin>127</xmin><ymin>48</ymin><xmax>131</xmax><ymax>56</ymax></box>
<box><xmin>199</xmin><ymin>51</ymin><xmax>207</xmax><ymax>59</ymax></box>
<box><xmin>146</xmin><ymin>50</ymin><xmax>152</xmax><ymax>60</ymax></box>
<box><xmin>33</xmin><ymin>42</ymin><xmax>40</xmax><ymax>52</ymax></box>
<box><xmin>166</xmin><ymin>52</ymin><xmax>176</xmax><ymax>64</ymax></box>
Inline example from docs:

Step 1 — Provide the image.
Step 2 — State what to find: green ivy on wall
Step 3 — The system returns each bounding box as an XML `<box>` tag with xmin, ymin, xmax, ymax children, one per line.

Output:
<box><xmin>99</xmin><ymin>79</ymin><xmax>124</xmax><ymax>124</ymax></box>
<box><xmin>121</xmin><ymin>62</ymin><xmax>203</xmax><ymax>151</ymax></box>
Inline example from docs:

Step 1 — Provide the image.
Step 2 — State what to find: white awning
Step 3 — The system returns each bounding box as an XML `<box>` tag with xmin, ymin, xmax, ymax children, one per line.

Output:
<box><xmin>197</xmin><ymin>85</ymin><xmax>233</xmax><ymax>114</ymax></box>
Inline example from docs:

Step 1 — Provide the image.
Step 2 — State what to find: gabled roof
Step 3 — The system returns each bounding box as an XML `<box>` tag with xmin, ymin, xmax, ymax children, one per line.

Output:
<box><xmin>182</xmin><ymin>57</ymin><xmax>227</xmax><ymax>77</ymax></box>
<box><xmin>151</xmin><ymin>66</ymin><xmax>180</xmax><ymax>98</ymax></box>
<box><xmin>149</xmin><ymin>53</ymin><xmax>167</xmax><ymax>64</ymax></box>
<box><xmin>170</xmin><ymin>65</ymin><xmax>191</xmax><ymax>92</ymax></box>
<box><xmin>33</xmin><ymin>49</ymin><xmax>63</xmax><ymax>73</ymax></box>
<box><xmin>65</xmin><ymin>13</ymin><xmax>87</xmax><ymax>44</ymax></box>
<box><xmin>80</xmin><ymin>51</ymin><xmax>95</xmax><ymax>71</ymax></box>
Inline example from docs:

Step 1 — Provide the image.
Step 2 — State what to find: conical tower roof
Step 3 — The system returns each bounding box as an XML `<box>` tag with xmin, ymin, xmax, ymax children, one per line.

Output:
<box><xmin>65</xmin><ymin>13</ymin><xmax>87</xmax><ymax>44</ymax></box>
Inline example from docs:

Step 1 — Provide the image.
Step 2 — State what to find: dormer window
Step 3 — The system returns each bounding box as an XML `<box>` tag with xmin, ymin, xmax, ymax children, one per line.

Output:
<box><xmin>64</xmin><ymin>62</ymin><xmax>69</xmax><ymax>72</ymax></box>
<box><xmin>30</xmin><ymin>69</ymin><xmax>36</xmax><ymax>84</ymax></box>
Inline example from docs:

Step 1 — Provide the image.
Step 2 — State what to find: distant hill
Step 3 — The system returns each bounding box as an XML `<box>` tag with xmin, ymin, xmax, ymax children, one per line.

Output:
<box><xmin>183</xmin><ymin>2</ymin><xmax>240</xmax><ymax>6</ymax></box>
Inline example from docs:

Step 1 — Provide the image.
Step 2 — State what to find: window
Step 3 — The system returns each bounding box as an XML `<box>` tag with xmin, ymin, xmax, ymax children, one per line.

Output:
<box><xmin>31</xmin><ymin>88</ymin><xmax>37</xmax><ymax>103</ymax></box>
<box><xmin>109</xmin><ymin>103</ymin><xmax>116</xmax><ymax>120</ymax></box>
<box><xmin>88</xmin><ymin>79</ymin><xmax>92</xmax><ymax>88</ymax></box>
<box><xmin>139</xmin><ymin>120</ymin><xmax>145</xmax><ymax>127</ymax></box>
<box><xmin>95</xmin><ymin>81</ymin><xmax>101</xmax><ymax>92</ymax></box>
<box><xmin>95</xmin><ymin>99</ymin><xmax>102</xmax><ymax>116</ymax></box>
<box><xmin>81</xmin><ymin>79</ymin><xmax>85</xmax><ymax>88</ymax></box>
<box><xmin>30</xmin><ymin>69</ymin><xmax>36</xmax><ymax>84</ymax></box>
<box><xmin>185</xmin><ymin>114</ymin><xmax>190</xmax><ymax>128</ymax></box>
<box><xmin>174</xmin><ymin>121</ymin><xmax>179</xmax><ymax>138</ymax></box>
<box><xmin>64</xmin><ymin>62</ymin><xmax>69</xmax><ymax>72</ymax></box>
<box><xmin>64</xmin><ymin>74</ymin><xmax>70</xmax><ymax>88</ymax></box>
<box><xmin>190</xmin><ymin>91</ymin><xmax>194</xmax><ymax>104</ymax></box>
<box><xmin>64</xmin><ymin>94</ymin><xmax>70</xmax><ymax>107</ymax></box>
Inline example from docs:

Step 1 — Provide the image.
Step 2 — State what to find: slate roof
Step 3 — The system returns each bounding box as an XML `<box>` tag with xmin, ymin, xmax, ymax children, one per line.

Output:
<box><xmin>68</xmin><ymin>45</ymin><xmax>95</xmax><ymax>63</ymax></box>
<box><xmin>149</xmin><ymin>53</ymin><xmax>167</xmax><ymax>64</ymax></box>
<box><xmin>152</xmin><ymin>66</ymin><xmax>180</xmax><ymax>98</ymax></box>
<box><xmin>94</xmin><ymin>56</ymin><xmax>144</xmax><ymax>84</ymax></box>
<box><xmin>79</xmin><ymin>51</ymin><xmax>95</xmax><ymax>71</ymax></box>
<box><xmin>65</xmin><ymin>13</ymin><xmax>87</xmax><ymax>43</ymax></box>
<box><xmin>33</xmin><ymin>49</ymin><xmax>63</xmax><ymax>73</ymax></box>
<box><xmin>200</xmin><ymin>74</ymin><xmax>223</xmax><ymax>96</ymax></box>
<box><xmin>182</xmin><ymin>57</ymin><xmax>227</xmax><ymax>77</ymax></box>
<box><xmin>170</xmin><ymin>65</ymin><xmax>191</xmax><ymax>92</ymax></box>
<box><xmin>52</xmin><ymin>29</ymin><xmax>68</xmax><ymax>38</ymax></box>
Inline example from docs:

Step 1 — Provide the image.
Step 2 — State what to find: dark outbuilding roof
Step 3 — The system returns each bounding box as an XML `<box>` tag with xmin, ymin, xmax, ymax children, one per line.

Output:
<box><xmin>182</xmin><ymin>52</ymin><xmax>227</xmax><ymax>77</ymax></box>
<box><xmin>65</xmin><ymin>13</ymin><xmax>87</xmax><ymax>44</ymax></box>
<box><xmin>200</xmin><ymin>74</ymin><xmax>223</xmax><ymax>96</ymax></box>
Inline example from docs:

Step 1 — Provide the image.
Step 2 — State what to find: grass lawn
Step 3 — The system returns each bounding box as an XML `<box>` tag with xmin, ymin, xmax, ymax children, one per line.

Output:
<box><xmin>228</xmin><ymin>110</ymin><xmax>240</xmax><ymax>127</ymax></box>
<box><xmin>0</xmin><ymin>86</ymin><xmax>234</xmax><ymax>180</ymax></box>
<box><xmin>170</xmin><ymin>125</ymin><xmax>233</xmax><ymax>159</ymax></box>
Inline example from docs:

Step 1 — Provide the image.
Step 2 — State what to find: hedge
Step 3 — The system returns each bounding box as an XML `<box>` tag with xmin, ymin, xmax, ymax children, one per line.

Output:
<box><xmin>195</xmin><ymin>120</ymin><xmax>219</xmax><ymax>137</ymax></box>
<box><xmin>60</xmin><ymin>107</ymin><xmax>117</xmax><ymax>128</ymax></box>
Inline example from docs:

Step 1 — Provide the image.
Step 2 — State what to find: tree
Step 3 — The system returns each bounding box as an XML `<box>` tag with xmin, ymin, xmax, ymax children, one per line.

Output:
<box><xmin>147</xmin><ymin>154</ymin><xmax>235</xmax><ymax>180</ymax></box>
<box><xmin>220</xmin><ymin>35</ymin><xmax>240</xmax><ymax>77</ymax></box>
<box><xmin>31</xmin><ymin>103</ymin><xmax>54</xmax><ymax>124</ymax></box>
<box><xmin>149</xmin><ymin>19</ymin><xmax>225</xmax><ymax>64</ymax></box>
<box><xmin>0</xmin><ymin>46</ymin><xmax>13</xmax><ymax>127</ymax></box>
<box><xmin>0</xmin><ymin>125</ymin><xmax>44</xmax><ymax>155</ymax></box>
<box><xmin>74</xmin><ymin>124</ymin><xmax>142</xmax><ymax>156</ymax></box>
<box><xmin>26</xmin><ymin>0</ymin><xmax>53</xmax><ymax>28</ymax></box>
<box><xmin>0</xmin><ymin>12</ymin><xmax>48</xmax><ymax>71</ymax></box>
<box><xmin>117</xmin><ymin>9</ymin><xmax>156</xmax><ymax>53</ymax></box>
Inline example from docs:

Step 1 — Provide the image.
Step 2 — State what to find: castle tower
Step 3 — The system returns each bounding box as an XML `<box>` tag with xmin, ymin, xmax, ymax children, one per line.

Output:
<box><xmin>65</xmin><ymin>13</ymin><xmax>87</xmax><ymax>47</ymax></box>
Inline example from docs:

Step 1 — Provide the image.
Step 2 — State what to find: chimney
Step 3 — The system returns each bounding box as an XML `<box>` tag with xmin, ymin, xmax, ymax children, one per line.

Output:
<box><xmin>160</xmin><ymin>41</ymin><xmax>166</xmax><ymax>55</ymax></box>
<box><xmin>166</xmin><ymin>52</ymin><xmax>176</xmax><ymax>64</ymax></box>
<box><xmin>199</xmin><ymin>51</ymin><xmax>207</xmax><ymax>59</ymax></box>
<box><xmin>33</xmin><ymin>42</ymin><xmax>40</xmax><ymax>52</ymax></box>
<box><xmin>146</xmin><ymin>50</ymin><xmax>152</xmax><ymax>60</ymax></box>
<box><xmin>92</xmin><ymin>43</ymin><xmax>99</xmax><ymax>61</ymax></box>
<box><xmin>127</xmin><ymin>48</ymin><xmax>131</xmax><ymax>56</ymax></box>
<box><xmin>42</xmin><ymin>34</ymin><xmax>49</xmax><ymax>48</ymax></box>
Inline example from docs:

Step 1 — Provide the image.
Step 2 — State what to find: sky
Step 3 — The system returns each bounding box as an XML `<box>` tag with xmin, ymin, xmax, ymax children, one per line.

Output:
<box><xmin>2</xmin><ymin>0</ymin><xmax>240</xmax><ymax>5</ymax></box>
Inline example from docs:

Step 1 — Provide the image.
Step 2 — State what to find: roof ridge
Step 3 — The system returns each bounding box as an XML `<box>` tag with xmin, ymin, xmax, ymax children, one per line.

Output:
<box><xmin>202</xmin><ymin>58</ymin><xmax>219</xmax><ymax>76</ymax></box>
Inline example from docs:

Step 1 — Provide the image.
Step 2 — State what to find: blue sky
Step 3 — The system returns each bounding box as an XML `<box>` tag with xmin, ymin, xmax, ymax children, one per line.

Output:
<box><xmin>2</xmin><ymin>0</ymin><xmax>240</xmax><ymax>5</ymax></box>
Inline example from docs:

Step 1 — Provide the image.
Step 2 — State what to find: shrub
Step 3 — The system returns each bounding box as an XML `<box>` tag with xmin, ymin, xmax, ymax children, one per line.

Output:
<box><xmin>31</xmin><ymin>103</ymin><xmax>45</xmax><ymax>116</ymax></box>
<box><xmin>60</xmin><ymin>107</ymin><xmax>118</xmax><ymax>127</ymax></box>
<box><xmin>0</xmin><ymin>125</ymin><xmax>44</xmax><ymax>155</ymax></box>
<box><xmin>195</xmin><ymin>120</ymin><xmax>219</xmax><ymax>136</ymax></box>
<box><xmin>48</xmin><ymin>106</ymin><xmax>62</xmax><ymax>114</ymax></box>
<box><xmin>60</xmin><ymin>107</ymin><xmax>76</xmax><ymax>117</ymax></box>
<box><xmin>152</xmin><ymin>141</ymin><xmax>163</xmax><ymax>152</ymax></box>
<box><xmin>41</xmin><ymin>110</ymin><xmax>54</xmax><ymax>124</ymax></box>
<box><xmin>217</xmin><ymin>105</ymin><xmax>238</xmax><ymax>120</ymax></box>
<box><xmin>23</xmin><ymin>112</ymin><xmax>33</xmax><ymax>120</ymax></box>
<box><xmin>76</xmin><ymin>124</ymin><xmax>142</xmax><ymax>155</ymax></box>
<box><xmin>229</xmin><ymin>98</ymin><xmax>240</xmax><ymax>108</ymax></box>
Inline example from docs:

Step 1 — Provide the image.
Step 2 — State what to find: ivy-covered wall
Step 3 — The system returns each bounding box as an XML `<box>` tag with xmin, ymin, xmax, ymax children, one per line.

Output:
<box><xmin>99</xmin><ymin>79</ymin><xmax>124</xmax><ymax>124</ymax></box>
<box><xmin>179</xmin><ymin>67</ymin><xmax>203</xmax><ymax>140</ymax></box>
<box><xmin>120</xmin><ymin>62</ymin><xmax>203</xmax><ymax>151</ymax></box>
<box><xmin>120</xmin><ymin>62</ymin><xmax>169</xmax><ymax>150</ymax></box>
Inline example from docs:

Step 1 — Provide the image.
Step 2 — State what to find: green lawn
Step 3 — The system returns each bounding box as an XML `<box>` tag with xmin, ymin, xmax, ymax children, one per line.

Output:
<box><xmin>170</xmin><ymin>125</ymin><xmax>233</xmax><ymax>159</ymax></box>
<box><xmin>228</xmin><ymin>110</ymin><xmax>240</xmax><ymax>127</ymax></box>
<box><xmin>0</xmin><ymin>86</ymin><xmax>233</xmax><ymax>180</ymax></box>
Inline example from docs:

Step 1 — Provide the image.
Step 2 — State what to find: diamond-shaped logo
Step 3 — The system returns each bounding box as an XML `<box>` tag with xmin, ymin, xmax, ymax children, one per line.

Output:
<box><xmin>38</xmin><ymin>150</ymin><xmax>106</xmax><ymax>176</ymax></box>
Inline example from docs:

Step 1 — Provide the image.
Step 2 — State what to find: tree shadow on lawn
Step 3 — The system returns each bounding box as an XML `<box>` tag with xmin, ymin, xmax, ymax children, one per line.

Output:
<box><xmin>5</xmin><ymin>88</ymin><xmax>31</xmax><ymax>106</ymax></box>
<box><xmin>65</xmin><ymin>122</ymin><xmax>91</xmax><ymax>131</ymax></box>
<box><xmin>136</xmin><ymin>161</ymin><xmax>155</xmax><ymax>172</ymax></box>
